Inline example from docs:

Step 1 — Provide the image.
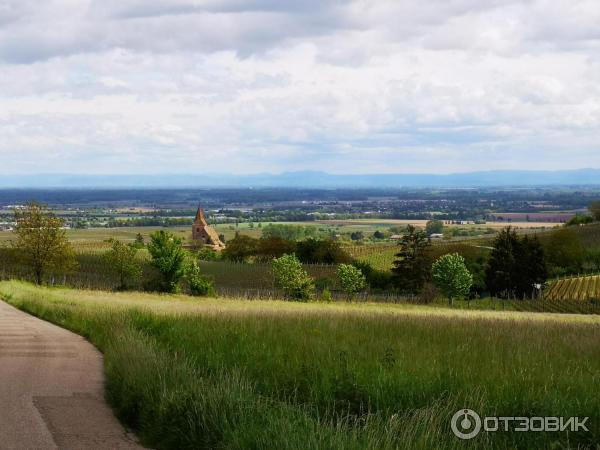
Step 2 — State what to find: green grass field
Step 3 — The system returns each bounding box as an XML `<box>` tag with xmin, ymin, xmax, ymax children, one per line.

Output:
<box><xmin>1</xmin><ymin>281</ymin><xmax>598</xmax><ymax>449</ymax></box>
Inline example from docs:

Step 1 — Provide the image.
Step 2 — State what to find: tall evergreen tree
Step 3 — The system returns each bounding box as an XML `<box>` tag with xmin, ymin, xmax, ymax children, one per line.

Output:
<box><xmin>485</xmin><ymin>227</ymin><xmax>519</xmax><ymax>297</ymax></box>
<box><xmin>515</xmin><ymin>236</ymin><xmax>548</xmax><ymax>298</ymax></box>
<box><xmin>485</xmin><ymin>227</ymin><xmax>547</xmax><ymax>298</ymax></box>
<box><xmin>392</xmin><ymin>225</ymin><xmax>431</xmax><ymax>293</ymax></box>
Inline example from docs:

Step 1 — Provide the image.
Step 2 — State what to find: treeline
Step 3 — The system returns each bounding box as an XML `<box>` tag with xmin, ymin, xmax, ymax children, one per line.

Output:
<box><xmin>106</xmin><ymin>217</ymin><xmax>192</xmax><ymax>227</ymax></box>
<box><xmin>5</xmin><ymin>202</ymin><xmax>600</xmax><ymax>304</ymax></box>
<box><xmin>220</xmin><ymin>235</ymin><xmax>352</xmax><ymax>264</ymax></box>
<box><xmin>384</xmin><ymin>224</ymin><xmax>600</xmax><ymax>301</ymax></box>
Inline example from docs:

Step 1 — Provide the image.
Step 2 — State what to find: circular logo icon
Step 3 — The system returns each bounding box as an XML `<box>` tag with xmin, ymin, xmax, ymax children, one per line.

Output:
<box><xmin>451</xmin><ymin>409</ymin><xmax>482</xmax><ymax>440</ymax></box>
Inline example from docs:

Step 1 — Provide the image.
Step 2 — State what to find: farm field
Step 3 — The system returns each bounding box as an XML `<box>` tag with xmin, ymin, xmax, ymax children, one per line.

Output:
<box><xmin>0</xmin><ymin>217</ymin><xmax>563</xmax><ymax>249</ymax></box>
<box><xmin>345</xmin><ymin>240</ymin><xmax>491</xmax><ymax>271</ymax></box>
<box><xmin>317</xmin><ymin>218</ymin><xmax>562</xmax><ymax>229</ymax></box>
<box><xmin>0</xmin><ymin>226</ymin><xmax>191</xmax><ymax>248</ymax></box>
<box><xmin>1</xmin><ymin>281</ymin><xmax>598</xmax><ymax>450</ymax></box>
<box><xmin>546</xmin><ymin>274</ymin><xmax>600</xmax><ymax>301</ymax></box>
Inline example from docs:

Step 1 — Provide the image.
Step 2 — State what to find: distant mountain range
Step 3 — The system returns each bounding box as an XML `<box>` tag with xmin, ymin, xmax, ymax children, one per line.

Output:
<box><xmin>1</xmin><ymin>169</ymin><xmax>599</xmax><ymax>188</ymax></box>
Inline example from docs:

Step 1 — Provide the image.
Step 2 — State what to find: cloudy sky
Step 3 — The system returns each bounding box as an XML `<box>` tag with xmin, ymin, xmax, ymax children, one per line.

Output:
<box><xmin>1</xmin><ymin>0</ymin><xmax>600</xmax><ymax>175</ymax></box>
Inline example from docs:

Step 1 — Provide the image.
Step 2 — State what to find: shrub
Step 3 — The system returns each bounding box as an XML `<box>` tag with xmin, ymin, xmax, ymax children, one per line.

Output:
<box><xmin>147</xmin><ymin>230</ymin><xmax>187</xmax><ymax>293</ymax></box>
<box><xmin>186</xmin><ymin>261</ymin><xmax>215</xmax><ymax>296</ymax></box>
<box><xmin>196</xmin><ymin>247</ymin><xmax>221</xmax><ymax>261</ymax></box>
<box><xmin>272</xmin><ymin>254</ymin><xmax>314</xmax><ymax>300</ymax></box>
<box><xmin>320</xmin><ymin>288</ymin><xmax>333</xmax><ymax>302</ymax></box>
<box><xmin>350</xmin><ymin>231</ymin><xmax>364</xmax><ymax>241</ymax></box>
<box><xmin>104</xmin><ymin>239</ymin><xmax>142</xmax><ymax>290</ymax></box>
<box><xmin>337</xmin><ymin>264</ymin><xmax>367</xmax><ymax>300</ymax></box>
<box><xmin>351</xmin><ymin>261</ymin><xmax>394</xmax><ymax>290</ymax></box>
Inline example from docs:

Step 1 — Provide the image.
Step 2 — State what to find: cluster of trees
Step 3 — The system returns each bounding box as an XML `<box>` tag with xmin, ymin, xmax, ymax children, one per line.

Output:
<box><xmin>106</xmin><ymin>217</ymin><xmax>192</xmax><ymax>228</ymax></box>
<box><xmin>388</xmin><ymin>225</ymin><xmax>544</xmax><ymax>300</ymax></box>
<box><xmin>11</xmin><ymin>201</ymin><xmax>600</xmax><ymax>304</ymax></box>
<box><xmin>261</xmin><ymin>224</ymin><xmax>319</xmax><ymax>241</ymax></box>
<box><xmin>105</xmin><ymin>230</ymin><xmax>215</xmax><ymax>295</ymax></box>
<box><xmin>11</xmin><ymin>203</ymin><xmax>215</xmax><ymax>296</ymax></box>
<box><xmin>222</xmin><ymin>235</ymin><xmax>351</xmax><ymax>264</ymax></box>
<box><xmin>271</xmin><ymin>254</ymin><xmax>366</xmax><ymax>301</ymax></box>
<box><xmin>485</xmin><ymin>228</ymin><xmax>547</xmax><ymax>298</ymax></box>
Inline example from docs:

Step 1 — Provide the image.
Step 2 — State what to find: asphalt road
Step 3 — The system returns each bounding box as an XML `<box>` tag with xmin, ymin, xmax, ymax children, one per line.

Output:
<box><xmin>0</xmin><ymin>300</ymin><xmax>143</xmax><ymax>449</ymax></box>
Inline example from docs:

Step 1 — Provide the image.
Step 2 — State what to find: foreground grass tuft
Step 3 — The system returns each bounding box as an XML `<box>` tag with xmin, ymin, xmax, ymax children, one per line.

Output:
<box><xmin>1</xmin><ymin>281</ymin><xmax>598</xmax><ymax>449</ymax></box>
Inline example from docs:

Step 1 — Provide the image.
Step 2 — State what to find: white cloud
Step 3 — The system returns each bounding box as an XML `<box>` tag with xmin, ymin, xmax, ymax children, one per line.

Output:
<box><xmin>0</xmin><ymin>0</ymin><xmax>599</xmax><ymax>174</ymax></box>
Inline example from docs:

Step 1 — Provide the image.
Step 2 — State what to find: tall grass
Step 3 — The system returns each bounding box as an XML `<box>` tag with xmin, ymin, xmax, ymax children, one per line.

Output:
<box><xmin>1</xmin><ymin>281</ymin><xmax>599</xmax><ymax>449</ymax></box>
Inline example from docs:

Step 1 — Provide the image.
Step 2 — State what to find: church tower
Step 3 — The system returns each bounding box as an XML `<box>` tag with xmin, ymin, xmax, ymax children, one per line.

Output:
<box><xmin>192</xmin><ymin>207</ymin><xmax>225</xmax><ymax>250</ymax></box>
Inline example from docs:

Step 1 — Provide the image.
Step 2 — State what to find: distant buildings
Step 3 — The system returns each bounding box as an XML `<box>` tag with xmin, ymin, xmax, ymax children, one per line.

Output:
<box><xmin>0</xmin><ymin>222</ymin><xmax>15</xmax><ymax>231</ymax></box>
<box><xmin>488</xmin><ymin>212</ymin><xmax>575</xmax><ymax>223</ymax></box>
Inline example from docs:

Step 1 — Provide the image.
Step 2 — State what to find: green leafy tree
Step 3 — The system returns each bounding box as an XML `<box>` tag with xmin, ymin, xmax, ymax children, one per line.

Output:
<box><xmin>272</xmin><ymin>254</ymin><xmax>314</xmax><ymax>300</ymax></box>
<box><xmin>185</xmin><ymin>260</ymin><xmax>215</xmax><ymax>296</ymax></box>
<box><xmin>196</xmin><ymin>247</ymin><xmax>221</xmax><ymax>261</ymax></box>
<box><xmin>13</xmin><ymin>202</ymin><xmax>77</xmax><ymax>284</ymax></box>
<box><xmin>425</xmin><ymin>220</ymin><xmax>444</xmax><ymax>236</ymax></box>
<box><xmin>255</xmin><ymin>237</ymin><xmax>296</xmax><ymax>262</ymax></box>
<box><xmin>337</xmin><ymin>264</ymin><xmax>367</xmax><ymax>300</ymax></box>
<box><xmin>373</xmin><ymin>230</ymin><xmax>385</xmax><ymax>240</ymax></box>
<box><xmin>392</xmin><ymin>225</ymin><xmax>431</xmax><ymax>293</ymax></box>
<box><xmin>104</xmin><ymin>239</ymin><xmax>142</xmax><ymax>290</ymax></box>
<box><xmin>432</xmin><ymin>253</ymin><xmax>473</xmax><ymax>305</ymax></box>
<box><xmin>589</xmin><ymin>200</ymin><xmax>600</xmax><ymax>221</ymax></box>
<box><xmin>295</xmin><ymin>238</ymin><xmax>351</xmax><ymax>264</ymax></box>
<box><xmin>147</xmin><ymin>230</ymin><xmax>187</xmax><ymax>293</ymax></box>
<box><xmin>350</xmin><ymin>231</ymin><xmax>364</xmax><ymax>241</ymax></box>
<box><xmin>222</xmin><ymin>235</ymin><xmax>258</xmax><ymax>262</ymax></box>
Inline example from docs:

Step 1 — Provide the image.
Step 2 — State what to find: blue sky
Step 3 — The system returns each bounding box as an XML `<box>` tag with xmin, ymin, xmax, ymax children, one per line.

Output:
<box><xmin>1</xmin><ymin>0</ymin><xmax>600</xmax><ymax>175</ymax></box>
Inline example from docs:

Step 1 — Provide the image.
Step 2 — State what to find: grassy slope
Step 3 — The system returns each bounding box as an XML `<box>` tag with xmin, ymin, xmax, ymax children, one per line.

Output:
<box><xmin>1</xmin><ymin>281</ymin><xmax>599</xmax><ymax>449</ymax></box>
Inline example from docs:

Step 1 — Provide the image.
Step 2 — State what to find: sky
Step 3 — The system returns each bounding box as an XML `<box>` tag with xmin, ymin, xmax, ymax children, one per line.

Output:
<box><xmin>1</xmin><ymin>0</ymin><xmax>600</xmax><ymax>175</ymax></box>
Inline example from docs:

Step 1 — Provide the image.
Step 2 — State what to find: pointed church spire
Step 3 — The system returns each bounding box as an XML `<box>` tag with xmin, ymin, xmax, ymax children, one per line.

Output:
<box><xmin>194</xmin><ymin>206</ymin><xmax>208</xmax><ymax>226</ymax></box>
<box><xmin>192</xmin><ymin>204</ymin><xmax>225</xmax><ymax>250</ymax></box>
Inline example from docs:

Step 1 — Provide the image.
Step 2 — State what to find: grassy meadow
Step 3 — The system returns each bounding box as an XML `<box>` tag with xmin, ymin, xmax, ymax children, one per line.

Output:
<box><xmin>1</xmin><ymin>281</ymin><xmax>598</xmax><ymax>449</ymax></box>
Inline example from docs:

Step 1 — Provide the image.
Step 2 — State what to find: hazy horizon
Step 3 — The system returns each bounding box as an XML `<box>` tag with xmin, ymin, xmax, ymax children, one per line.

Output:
<box><xmin>2</xmin><ymin>168</ymin><xmax>600</xmax><ymax>188</ymax></box>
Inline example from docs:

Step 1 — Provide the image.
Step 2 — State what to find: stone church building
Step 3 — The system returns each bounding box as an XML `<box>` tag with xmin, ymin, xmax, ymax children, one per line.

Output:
<box><xmin>192</xmin><ymin>207</ymin><xmax>225</xmax><ymax>250</ymax></box>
